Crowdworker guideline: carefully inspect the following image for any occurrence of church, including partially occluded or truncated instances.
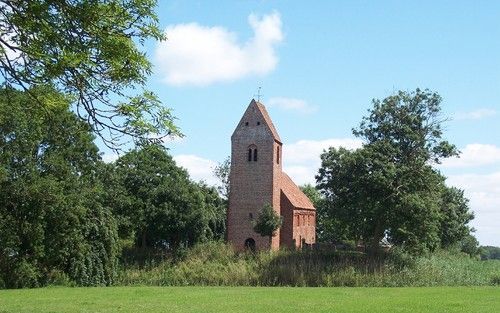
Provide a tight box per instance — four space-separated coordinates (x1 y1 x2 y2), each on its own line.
227 99 316 251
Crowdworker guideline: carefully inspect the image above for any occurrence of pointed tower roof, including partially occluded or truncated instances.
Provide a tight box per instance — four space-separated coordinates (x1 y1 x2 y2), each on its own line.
232 99 282 143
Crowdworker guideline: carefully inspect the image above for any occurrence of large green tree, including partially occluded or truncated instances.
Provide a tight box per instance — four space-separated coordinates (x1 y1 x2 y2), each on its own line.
107 144 225 250
317 89 474 254
0 87 119 288
300 184 346 243
0 0 179 147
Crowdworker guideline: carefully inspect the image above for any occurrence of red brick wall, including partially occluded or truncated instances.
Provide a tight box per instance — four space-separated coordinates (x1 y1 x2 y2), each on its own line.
292 209 316 247
227 102 316 251
279 190 295 248
227 104 282 251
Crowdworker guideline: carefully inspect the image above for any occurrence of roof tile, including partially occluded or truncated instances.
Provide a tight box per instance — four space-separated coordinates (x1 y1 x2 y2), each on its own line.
281 172 315 210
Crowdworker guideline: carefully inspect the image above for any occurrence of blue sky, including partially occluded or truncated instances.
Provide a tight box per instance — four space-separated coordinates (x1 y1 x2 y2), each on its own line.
103 1 500 246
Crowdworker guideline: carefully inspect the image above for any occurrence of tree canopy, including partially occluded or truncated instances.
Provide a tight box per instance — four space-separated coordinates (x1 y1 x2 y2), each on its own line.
0 87 227 288
106 144 225 250
253 204 282 244
0 87 119 288
316 89 475 254
0 0 179 147
213 156 230 201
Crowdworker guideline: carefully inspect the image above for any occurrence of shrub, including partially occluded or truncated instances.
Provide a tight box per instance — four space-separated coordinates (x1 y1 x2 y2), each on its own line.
491 275 500 286
46 270 75 287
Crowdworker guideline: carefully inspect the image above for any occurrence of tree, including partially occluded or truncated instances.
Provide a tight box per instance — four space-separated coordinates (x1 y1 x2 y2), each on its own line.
300 184 346 243
317 89 472 254
213 156 230 200
197 182 227 241
0 0 179 147
459 234 480 257
439 187 475 248
253 204 282 245
108 144 224 250
0 87 119 287
353 89 458 164
480 246 500 260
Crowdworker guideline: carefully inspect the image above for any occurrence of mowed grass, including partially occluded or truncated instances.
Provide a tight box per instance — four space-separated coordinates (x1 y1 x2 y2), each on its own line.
1 287 499 313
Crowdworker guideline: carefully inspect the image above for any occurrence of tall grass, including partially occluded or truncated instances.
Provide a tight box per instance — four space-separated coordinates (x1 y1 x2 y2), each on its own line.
114 242 500 287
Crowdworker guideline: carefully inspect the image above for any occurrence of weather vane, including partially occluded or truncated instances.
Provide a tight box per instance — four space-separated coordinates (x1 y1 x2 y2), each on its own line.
254 86 263 102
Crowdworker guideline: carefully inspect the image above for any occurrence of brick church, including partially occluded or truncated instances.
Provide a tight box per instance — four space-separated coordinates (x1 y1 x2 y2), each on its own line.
227 99 316 251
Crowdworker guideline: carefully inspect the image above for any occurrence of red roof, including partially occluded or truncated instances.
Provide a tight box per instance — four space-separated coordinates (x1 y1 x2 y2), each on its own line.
253 100 281 143
281 172 315 210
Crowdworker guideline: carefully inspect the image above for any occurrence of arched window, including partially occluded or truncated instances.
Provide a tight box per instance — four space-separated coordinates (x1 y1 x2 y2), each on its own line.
248 145 257 162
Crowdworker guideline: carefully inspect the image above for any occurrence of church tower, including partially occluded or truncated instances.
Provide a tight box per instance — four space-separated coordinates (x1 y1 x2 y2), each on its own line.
227 99 283 250
227 99 316 251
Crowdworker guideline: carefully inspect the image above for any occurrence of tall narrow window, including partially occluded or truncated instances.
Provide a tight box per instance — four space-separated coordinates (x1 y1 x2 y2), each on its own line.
248 149 252 162
253 149 258 161
277 146 280 164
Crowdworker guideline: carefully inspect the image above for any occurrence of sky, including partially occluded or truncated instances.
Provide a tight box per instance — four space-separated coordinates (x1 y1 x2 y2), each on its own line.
102 1 500 246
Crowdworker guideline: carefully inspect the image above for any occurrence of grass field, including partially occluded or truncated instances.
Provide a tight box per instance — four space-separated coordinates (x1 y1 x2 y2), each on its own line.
1 286 499 312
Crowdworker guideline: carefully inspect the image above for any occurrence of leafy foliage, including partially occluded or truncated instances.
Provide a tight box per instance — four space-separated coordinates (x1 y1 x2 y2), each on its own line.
300 184 344 243
316 89 474 254
480 246 500 260
106 144 225 250
253 204 283 243
439 187 475 248
0 0 179 147
213 156 230 200
0 87 119 288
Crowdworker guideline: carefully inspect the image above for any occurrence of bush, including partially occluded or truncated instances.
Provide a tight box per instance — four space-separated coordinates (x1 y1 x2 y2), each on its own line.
8 259 41 289
46 270 75 287
491 275 500 286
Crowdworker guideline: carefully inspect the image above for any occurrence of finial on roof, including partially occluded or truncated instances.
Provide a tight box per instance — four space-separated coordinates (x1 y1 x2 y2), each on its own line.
254 86 263 102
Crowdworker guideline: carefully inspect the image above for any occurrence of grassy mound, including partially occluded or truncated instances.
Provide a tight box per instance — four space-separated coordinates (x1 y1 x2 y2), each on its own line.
113 242 500 287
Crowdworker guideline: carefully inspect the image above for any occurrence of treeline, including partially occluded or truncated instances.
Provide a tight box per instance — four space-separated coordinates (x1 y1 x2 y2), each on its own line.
0 87 225 288
301 89 478 256
481 246 500 260
0 87 489 289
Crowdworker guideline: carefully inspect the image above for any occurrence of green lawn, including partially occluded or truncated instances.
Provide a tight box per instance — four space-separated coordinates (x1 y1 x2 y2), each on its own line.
1 286 499 313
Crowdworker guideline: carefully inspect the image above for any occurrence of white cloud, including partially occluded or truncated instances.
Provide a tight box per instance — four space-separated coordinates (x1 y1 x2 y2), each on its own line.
267 97 318 114
283 138 363 185
173 154 219 185
155 12 283 86
101 152 119 163
440 144 500 168
454 109 496 120
446 172 500 246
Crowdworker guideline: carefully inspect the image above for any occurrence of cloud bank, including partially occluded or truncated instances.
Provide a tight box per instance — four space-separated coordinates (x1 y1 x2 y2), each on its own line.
441 144 500 168
282 138 363 185
454 109 496 120
173 154 219 185
267 97 318 114
155 12 283 86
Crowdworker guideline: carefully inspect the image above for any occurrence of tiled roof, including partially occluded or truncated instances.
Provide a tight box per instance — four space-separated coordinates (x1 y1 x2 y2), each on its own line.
281 172 315 210
253 100 281 143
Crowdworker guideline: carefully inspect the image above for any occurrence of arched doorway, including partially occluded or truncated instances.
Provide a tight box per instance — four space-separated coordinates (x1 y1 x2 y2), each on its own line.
244 238 256 252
